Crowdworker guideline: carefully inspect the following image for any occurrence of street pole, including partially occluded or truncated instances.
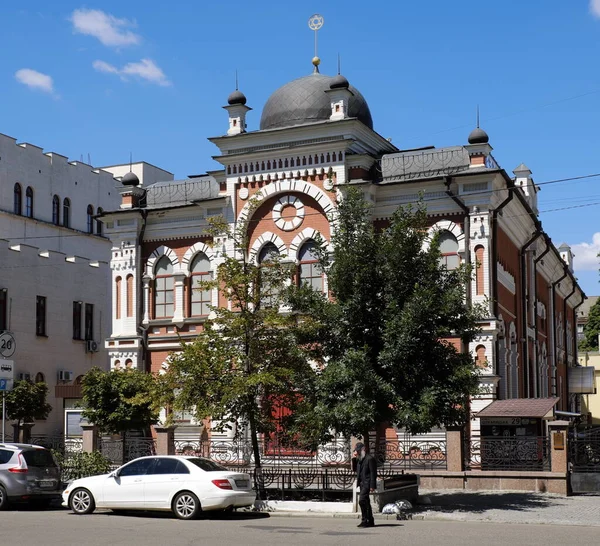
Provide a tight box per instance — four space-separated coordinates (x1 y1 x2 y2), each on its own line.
2 391 5 443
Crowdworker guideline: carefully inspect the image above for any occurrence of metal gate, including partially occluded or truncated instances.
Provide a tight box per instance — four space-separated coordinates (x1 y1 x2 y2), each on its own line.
569 428 600 493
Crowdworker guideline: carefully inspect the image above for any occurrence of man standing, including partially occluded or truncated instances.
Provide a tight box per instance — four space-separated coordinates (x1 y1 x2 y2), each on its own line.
354 441 376 528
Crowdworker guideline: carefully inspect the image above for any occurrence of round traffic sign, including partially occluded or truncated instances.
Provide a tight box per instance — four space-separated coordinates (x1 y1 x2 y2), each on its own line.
0 332 16 358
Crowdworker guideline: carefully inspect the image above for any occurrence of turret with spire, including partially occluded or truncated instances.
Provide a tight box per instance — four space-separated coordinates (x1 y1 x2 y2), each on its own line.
224 71 251 136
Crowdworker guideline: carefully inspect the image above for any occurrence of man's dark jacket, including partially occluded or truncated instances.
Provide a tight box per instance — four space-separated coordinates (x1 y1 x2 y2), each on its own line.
356 453 377 490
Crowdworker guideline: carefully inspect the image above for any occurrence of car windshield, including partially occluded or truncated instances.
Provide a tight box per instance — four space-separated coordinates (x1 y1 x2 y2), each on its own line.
22 449 57 468
187 458 229 472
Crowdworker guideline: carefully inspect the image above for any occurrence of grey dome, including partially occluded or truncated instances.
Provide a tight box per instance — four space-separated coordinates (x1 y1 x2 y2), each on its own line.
330 74 349 89
468 127 489 144
260 72 373 131
228 89 247 105
122 171 140 186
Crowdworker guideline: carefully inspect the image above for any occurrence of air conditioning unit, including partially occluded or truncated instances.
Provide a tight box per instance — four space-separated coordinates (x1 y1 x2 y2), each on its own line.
18 372 31 381
58 370 74 382
86 340 99 353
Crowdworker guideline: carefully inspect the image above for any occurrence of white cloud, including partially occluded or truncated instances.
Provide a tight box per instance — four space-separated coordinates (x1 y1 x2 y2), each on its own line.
572 233 600 271
15 68 54 94
71 8 141 47
93 58 171 86
591 0 600 18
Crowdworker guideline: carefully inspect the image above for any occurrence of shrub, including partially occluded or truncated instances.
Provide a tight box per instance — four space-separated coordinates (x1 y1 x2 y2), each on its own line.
53 450 113 482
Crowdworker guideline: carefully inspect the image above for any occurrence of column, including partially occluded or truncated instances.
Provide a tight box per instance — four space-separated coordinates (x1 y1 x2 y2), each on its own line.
445 426 464 472
154 426 176 456
142 275 151 325
173 273 186 326
81 424 99 453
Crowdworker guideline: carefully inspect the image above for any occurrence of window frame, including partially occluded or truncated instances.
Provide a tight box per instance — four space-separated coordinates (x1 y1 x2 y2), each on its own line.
86 204 94 234
13 184 22 215
0 289 7 332
438 231 460 270
36 295 47 337
189 253 212 317
84 303 94 341
25 187 34 218
73 301 82 340
63 198 71 228
298 240 323 292
154 257 174 319
52 195 60 225
96 207 104 235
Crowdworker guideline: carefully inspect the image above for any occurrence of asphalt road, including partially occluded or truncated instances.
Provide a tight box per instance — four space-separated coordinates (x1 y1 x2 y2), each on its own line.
0 508 598 546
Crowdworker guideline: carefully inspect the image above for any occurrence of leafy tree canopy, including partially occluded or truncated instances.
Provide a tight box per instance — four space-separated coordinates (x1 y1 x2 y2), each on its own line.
5 380 52 425
579 297 600 351
81 367 158 434
287 186 483 446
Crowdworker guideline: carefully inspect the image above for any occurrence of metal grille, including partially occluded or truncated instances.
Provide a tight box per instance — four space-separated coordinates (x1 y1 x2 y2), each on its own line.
464 437 551 471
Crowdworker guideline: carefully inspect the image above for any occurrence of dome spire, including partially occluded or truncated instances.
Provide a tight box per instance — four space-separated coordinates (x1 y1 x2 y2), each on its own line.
308 14 324 73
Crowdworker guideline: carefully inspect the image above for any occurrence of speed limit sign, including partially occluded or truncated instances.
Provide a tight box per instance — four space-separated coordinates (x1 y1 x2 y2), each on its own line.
0 332 16 358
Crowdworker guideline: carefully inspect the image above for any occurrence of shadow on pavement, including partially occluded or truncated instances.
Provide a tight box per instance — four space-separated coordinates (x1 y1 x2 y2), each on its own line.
422 491 558 514
101 509 271 521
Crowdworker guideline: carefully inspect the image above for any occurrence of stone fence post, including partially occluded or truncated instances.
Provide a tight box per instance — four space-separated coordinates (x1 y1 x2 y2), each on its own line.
81 424 99 453
154 426 176 456
548 420 569 474
12 423 34 444
445 426 464 472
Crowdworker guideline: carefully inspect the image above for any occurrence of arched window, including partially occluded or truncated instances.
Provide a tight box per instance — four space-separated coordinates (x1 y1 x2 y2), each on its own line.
96 207 104 235
190 253 212 317
154 256 174 318
63 198 71 228
475 245 485 295
52 195 60 225
35 372 45 384
115 277 122 320
258 243 280 308
438 231 459 270
25 187 34 218
126 275 134 317
298 240 323 292
475 345 487 368
125 359 133 369
87 205 94 233
114 360 121 370
14 184 22 215
497 319 508 399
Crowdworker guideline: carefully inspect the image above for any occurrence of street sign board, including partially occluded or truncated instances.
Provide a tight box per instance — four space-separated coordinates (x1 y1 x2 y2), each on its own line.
0 360 14 391
0 333 16 358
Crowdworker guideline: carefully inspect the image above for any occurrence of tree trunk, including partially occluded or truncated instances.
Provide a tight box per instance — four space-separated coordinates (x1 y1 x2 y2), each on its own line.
248 411 265 499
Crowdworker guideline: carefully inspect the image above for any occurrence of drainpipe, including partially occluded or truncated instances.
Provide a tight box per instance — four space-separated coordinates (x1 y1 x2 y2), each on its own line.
550 268 568 398
491 188 514 398
571 293 586 413
444 177 470 307
520 230 543 398
533 237 551 396
137 209 149 372
562 281 577 411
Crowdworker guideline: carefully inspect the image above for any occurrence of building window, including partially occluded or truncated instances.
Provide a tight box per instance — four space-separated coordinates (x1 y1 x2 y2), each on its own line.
258 242 280 308
190 253 212 317
438 231 460 270
475 344 486 368
298 240 323 292
115 277 122 320
25 187 34 218
14 184 22 215
63 198 71 228
35 372 45 384
84 303 94 340
52 195 60 225
73 301 82 339
154 257 174 318
126 275 134 317
0 289 7 332
96 207 104 235
36 296 47 336
87 205 94 233
475 245 484 295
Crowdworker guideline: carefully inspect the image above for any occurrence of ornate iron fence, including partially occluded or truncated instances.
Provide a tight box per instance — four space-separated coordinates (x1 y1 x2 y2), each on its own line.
569 430 600 473
30 435 83 458
464 437 551 471
99 437 156 465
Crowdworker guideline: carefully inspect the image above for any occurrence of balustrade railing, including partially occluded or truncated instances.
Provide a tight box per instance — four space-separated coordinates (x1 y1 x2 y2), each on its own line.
99 437 156 465
30 435 83 458
464 436 551 471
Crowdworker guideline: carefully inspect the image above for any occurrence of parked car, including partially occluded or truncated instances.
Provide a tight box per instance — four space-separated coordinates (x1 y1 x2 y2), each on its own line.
63 455 256 520
0 443 62 510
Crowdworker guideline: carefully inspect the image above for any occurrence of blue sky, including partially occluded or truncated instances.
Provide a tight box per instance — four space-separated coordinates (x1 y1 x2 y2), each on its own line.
1 1 600 294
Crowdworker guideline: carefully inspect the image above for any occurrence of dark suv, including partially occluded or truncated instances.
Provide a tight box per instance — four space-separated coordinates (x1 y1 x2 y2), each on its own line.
0 443 62 509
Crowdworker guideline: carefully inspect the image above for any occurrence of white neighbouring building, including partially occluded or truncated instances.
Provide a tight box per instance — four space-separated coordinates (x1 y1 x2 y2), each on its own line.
0 133 173 437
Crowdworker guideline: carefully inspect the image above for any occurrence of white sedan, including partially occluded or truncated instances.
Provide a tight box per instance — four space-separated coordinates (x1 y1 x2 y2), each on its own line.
62 455 256 520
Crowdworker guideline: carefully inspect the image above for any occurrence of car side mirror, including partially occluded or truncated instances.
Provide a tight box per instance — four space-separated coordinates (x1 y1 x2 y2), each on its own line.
108 470 118 478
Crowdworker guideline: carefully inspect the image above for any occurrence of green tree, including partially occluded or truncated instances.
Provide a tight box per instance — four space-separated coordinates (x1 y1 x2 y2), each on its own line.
579 298 600 351
157 199 314 472
287 187 482 446
81 367 158 434
5 380 52 426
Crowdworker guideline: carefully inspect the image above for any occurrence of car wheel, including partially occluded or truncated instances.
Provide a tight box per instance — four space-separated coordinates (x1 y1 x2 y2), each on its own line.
0 485 8 511
172 491 200 520
69 488 96 515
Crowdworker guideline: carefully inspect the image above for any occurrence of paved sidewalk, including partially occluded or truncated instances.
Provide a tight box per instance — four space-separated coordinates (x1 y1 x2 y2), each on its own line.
266 490 600 527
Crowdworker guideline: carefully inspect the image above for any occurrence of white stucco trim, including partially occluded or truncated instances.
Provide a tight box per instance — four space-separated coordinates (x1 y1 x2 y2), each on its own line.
424 220 466 255
249 232 287 262
146 246 179 278
181 242 214 275
237 179 336 225
288 228 327 262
